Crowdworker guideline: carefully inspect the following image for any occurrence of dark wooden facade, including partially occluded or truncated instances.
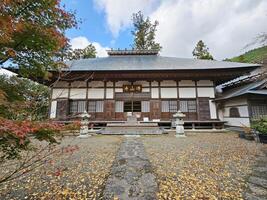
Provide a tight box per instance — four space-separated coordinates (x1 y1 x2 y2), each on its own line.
49 64 259 122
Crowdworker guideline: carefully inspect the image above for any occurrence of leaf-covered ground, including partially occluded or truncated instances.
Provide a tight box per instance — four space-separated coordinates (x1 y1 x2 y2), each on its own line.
0 136 122 200
142 133 266 200
0 133 266 200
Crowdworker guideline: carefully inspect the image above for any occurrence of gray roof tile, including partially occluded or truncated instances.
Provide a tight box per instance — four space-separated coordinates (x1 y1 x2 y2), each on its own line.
64 55 260 71
216 79 267 101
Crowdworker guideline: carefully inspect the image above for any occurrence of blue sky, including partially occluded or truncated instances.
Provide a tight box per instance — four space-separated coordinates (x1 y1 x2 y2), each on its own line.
62 0 267 60
62 0 133 51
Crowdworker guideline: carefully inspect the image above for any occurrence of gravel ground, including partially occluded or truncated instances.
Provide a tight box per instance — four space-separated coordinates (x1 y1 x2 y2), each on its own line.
0 136 122 200
0 133 266 200
142 132 266 200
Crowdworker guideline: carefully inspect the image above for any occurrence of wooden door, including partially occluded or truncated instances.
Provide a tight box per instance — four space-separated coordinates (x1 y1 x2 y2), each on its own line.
104 100 115 120
198 98 210 120
150 100 161 120
56 99 69 120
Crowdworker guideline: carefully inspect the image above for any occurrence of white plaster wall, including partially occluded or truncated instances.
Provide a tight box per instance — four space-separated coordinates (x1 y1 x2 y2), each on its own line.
218 109 224 121
50 101 57 119
224 106 249 117
218 96 250 127
115 88 123 93
142 88 150 92
88 88 104 99
224 117 250 127
71 81 87 87
88 81 104 87
197 80 213 86
115 81 131 87
197 87 215 98
151 88 159 98
179 88 196 98
151 81 159 86
69 89 86 99
161 88 178 98
106 81 113 87
160 80 177 86
52 88 69 99
179 80 195 86
53 81 69 88
106 88 114 99
209 100 217 119
133 81 149 87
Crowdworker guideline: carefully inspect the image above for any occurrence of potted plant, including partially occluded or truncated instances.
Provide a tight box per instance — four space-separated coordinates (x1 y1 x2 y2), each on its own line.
241 125 255 140
252 118 267 144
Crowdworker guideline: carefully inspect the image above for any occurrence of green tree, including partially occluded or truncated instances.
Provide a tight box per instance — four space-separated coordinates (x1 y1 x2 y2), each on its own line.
55 42 73 62
131 11 162 51
69 44 97 60
55 43 97 61
0 75 50 120
0 0 77 79
192 40 214 60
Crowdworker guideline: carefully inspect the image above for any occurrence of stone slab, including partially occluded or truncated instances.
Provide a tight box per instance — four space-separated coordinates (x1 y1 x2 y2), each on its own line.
103 138 158 200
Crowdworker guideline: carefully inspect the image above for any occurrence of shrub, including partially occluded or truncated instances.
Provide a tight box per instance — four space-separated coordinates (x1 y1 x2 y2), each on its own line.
64 121 81 131
251 118 267 135
0 118 63 161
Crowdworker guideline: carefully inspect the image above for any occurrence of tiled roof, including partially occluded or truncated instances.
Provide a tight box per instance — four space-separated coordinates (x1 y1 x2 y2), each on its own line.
64 55 260 71
215 79 267 101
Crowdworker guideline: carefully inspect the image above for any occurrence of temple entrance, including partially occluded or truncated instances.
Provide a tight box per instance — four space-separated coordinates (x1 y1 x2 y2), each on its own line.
123 101 142 120
123 101 141 113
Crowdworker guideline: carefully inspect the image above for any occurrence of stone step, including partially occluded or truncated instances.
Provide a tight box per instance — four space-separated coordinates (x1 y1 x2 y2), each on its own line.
102 127 164 135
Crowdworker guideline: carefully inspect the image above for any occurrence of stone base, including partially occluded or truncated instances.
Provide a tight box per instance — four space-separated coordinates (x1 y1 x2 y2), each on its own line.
175 134 186 138
77 134 91 138
124 135 141 137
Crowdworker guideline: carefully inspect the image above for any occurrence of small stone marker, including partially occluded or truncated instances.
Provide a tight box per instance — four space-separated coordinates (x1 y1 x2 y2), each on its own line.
173 110 186 137
77 111 91 138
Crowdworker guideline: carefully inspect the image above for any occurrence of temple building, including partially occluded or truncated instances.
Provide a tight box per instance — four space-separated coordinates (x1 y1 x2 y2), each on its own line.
48 49 261 128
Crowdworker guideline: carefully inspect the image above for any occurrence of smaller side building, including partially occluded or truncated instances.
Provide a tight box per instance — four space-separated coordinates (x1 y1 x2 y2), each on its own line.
216 66 267 127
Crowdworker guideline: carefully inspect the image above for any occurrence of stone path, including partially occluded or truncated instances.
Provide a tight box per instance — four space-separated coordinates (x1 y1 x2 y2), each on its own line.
244 148 267 200
103 137 158 200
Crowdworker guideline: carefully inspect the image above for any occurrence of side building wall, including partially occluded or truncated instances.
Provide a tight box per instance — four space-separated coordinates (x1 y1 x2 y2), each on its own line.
49 79 217 121
218 97 251 127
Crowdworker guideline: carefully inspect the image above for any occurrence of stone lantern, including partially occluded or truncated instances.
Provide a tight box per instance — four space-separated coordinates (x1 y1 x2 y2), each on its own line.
78 111 91 138
173 110 186 137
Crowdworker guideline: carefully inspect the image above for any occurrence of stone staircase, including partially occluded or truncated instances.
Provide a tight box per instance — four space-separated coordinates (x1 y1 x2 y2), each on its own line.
102 114 164 135
102 125 164 135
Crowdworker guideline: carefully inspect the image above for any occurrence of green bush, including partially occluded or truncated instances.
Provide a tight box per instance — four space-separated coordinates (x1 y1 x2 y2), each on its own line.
252 118 267 134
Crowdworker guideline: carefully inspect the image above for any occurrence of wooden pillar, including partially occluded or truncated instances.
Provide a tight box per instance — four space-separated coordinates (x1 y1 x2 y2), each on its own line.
86 80 89 112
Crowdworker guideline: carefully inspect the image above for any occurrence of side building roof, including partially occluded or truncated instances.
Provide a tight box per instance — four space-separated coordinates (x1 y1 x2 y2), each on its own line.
215 78 267 101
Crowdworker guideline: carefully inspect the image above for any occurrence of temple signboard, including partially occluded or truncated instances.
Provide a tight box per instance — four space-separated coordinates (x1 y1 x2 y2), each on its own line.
123 85 142 93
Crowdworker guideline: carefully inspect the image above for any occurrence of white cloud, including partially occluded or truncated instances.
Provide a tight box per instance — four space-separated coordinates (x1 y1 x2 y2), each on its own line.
94 0 267 60
70 36 108 57
94 0 159 37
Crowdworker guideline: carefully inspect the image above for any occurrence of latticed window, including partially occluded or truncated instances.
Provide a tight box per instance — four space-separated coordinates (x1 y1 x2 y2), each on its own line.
161 101 170 112
115 101 124 112
161 100 178 112
169 101 178 112
141 101 150 112
179 100 197 113
251 104 267 119
70 100 86 114
88 101 104 113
